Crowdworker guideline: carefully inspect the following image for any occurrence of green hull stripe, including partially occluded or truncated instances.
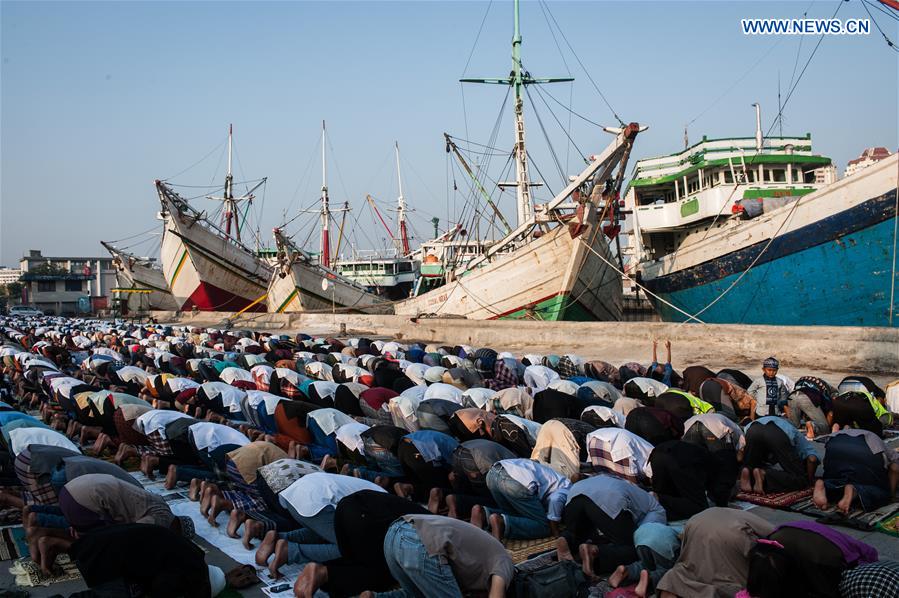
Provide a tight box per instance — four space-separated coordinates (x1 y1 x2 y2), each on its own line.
276 288 299 313
168 249 188 288
496 294 597 322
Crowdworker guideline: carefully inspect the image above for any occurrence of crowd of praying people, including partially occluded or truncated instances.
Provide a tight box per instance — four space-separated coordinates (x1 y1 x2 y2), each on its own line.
0 315 897 598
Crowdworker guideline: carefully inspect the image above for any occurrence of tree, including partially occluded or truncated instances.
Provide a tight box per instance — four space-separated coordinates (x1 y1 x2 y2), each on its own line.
29 263 67 276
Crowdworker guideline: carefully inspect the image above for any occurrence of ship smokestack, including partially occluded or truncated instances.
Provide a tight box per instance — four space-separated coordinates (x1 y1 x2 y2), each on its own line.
752 103 763 151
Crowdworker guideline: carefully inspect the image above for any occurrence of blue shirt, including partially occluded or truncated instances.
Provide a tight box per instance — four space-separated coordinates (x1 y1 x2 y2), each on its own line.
649 362 673 386
406 431 460 466
496 459 571 522
567 474 667 526
746 416 817 460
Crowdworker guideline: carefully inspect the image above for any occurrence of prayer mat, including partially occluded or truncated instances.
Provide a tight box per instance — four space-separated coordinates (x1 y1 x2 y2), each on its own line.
0 527 27 561
9 554 82 587
0 508 22 526
734 488 813 509
503 536 558 564
790 498 899 532
876 513 899 537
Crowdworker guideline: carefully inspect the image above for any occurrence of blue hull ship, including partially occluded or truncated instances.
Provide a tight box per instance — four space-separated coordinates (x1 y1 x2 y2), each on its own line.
626 134 898 327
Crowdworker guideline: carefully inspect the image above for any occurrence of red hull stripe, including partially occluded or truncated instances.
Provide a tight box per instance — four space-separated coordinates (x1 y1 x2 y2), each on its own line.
181 282 266 313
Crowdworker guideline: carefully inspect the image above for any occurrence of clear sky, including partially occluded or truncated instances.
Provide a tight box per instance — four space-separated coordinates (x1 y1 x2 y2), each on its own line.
2 0 896 265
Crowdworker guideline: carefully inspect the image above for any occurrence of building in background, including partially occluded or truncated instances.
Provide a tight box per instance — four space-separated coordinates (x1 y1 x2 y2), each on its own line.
17 250 116 315
845 147 892 177
0 268 21 285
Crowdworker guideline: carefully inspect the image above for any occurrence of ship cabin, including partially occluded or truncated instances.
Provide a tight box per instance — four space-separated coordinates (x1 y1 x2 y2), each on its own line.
412 239 495 296
624 135 834 263
335 249 418 296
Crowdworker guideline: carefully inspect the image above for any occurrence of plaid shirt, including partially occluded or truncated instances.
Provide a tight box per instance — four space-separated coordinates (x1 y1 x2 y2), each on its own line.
586 444 645 485
221 460 265 512
484 361 519 391
135 430 174 457
14 449 58 506
839 561 899 597
556 356 578 379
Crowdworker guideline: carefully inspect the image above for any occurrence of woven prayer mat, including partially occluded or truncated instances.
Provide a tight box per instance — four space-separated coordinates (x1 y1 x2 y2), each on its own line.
9 554 82 587
503 536 557 564
790 498 899 532
0 527 27 561
734 488 813 509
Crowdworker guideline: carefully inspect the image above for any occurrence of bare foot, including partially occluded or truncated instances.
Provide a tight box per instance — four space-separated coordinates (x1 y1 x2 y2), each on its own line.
579 544 600 580
739 467 752 493
294 562 329 598
805 422 816 440
320 455 338 472
208 495 233 527
813 479 829 510
227 509 246 538
255 530 278 566
393 482 414 499
470 505 486 530
188 478 202 501
556 536 574 562
373 475 390 489
242 519 264 550
428 488 443 514
164 465 179 490
446 494 458 519
752 468 766 494
340 463 352 475
488 513 505 542
837 484 856 514
268 539 288 579
609 565 628 588
635 569 650 597
140 455 159 479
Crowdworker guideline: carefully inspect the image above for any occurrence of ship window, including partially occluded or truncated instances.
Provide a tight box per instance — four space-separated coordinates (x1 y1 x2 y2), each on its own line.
803 170 816 184
746 170 757 183
770 169 786 182
398 262 412 272
724 171 734 184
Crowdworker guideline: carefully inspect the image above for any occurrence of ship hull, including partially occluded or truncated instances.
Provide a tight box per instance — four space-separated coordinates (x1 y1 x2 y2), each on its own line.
115 263 179 312
267 261 392 314
641 155 899 327
394 220 623 321
160 211 271 313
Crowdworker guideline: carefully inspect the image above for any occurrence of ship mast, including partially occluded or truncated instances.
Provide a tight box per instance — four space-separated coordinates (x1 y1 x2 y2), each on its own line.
395 142 411 256
510 0 532 225
460 0 573 230
208 124 261 244
320 120 331 268
222 125 238 240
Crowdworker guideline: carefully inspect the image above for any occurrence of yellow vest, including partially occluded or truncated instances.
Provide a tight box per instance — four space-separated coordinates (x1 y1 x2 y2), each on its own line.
861 390 892 426
666 388 714 415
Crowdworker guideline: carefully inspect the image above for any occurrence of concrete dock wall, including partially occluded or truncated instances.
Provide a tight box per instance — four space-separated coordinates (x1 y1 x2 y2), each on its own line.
151 311 899 377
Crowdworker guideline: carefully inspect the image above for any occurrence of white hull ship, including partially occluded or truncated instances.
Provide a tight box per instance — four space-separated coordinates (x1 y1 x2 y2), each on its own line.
267 121 390 314
101 242 179 312
268 231 391 314
394 0 633 321
156 126 272 313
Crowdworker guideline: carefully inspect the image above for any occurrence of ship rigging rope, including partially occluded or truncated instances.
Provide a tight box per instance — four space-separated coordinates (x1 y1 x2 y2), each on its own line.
106 225 163 246
861 0 899 51
676 183 807 325
578 237 705 324
162 136 228 182
537 0 624 127
679 0 841 254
